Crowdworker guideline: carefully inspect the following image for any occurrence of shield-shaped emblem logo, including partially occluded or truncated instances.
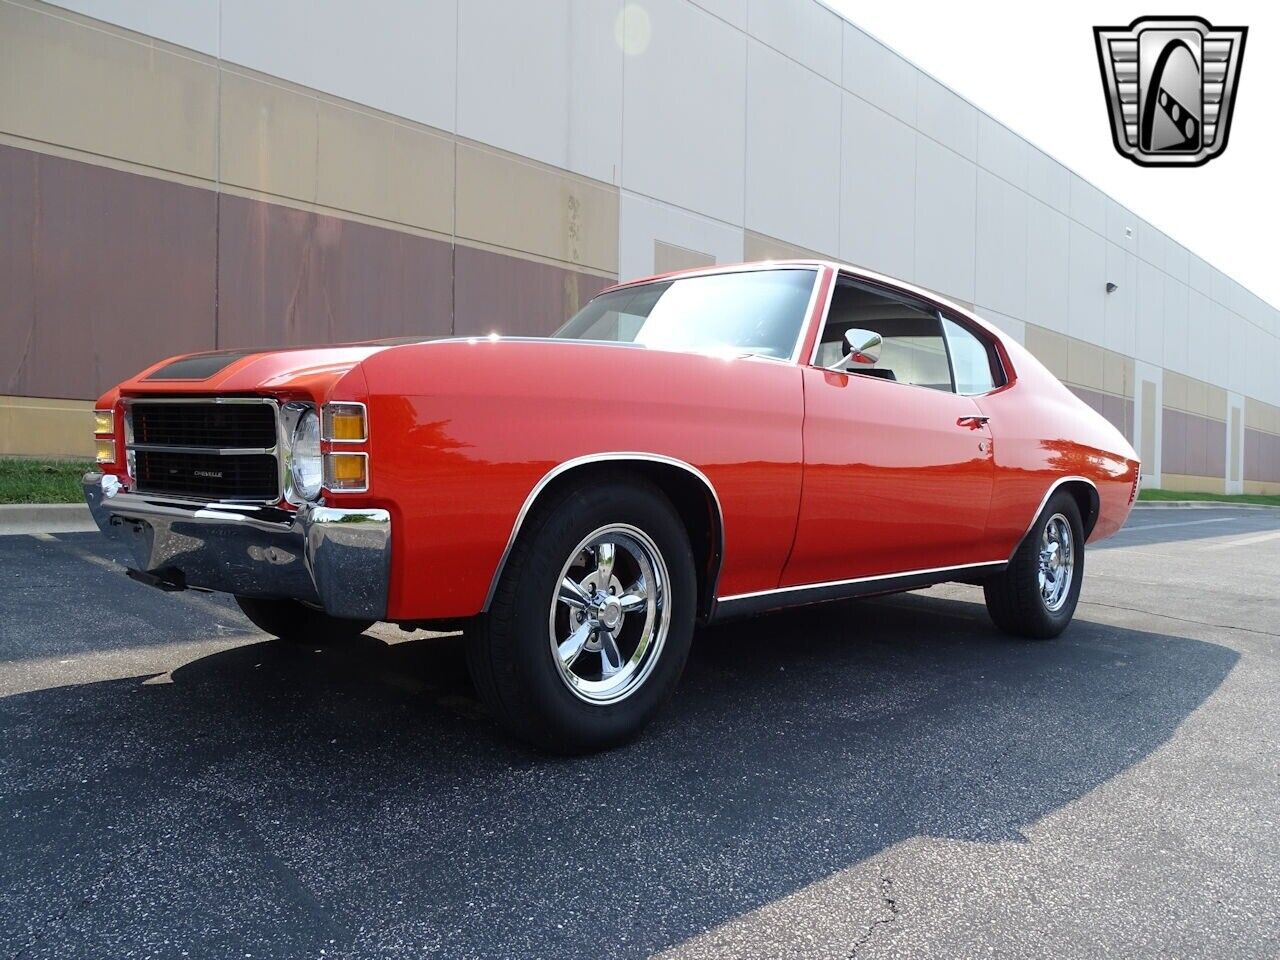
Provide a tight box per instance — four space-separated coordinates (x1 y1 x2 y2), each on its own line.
1094 16 1247 167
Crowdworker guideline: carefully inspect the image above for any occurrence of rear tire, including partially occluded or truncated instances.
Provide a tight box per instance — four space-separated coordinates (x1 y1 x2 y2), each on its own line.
466 476 696 753
234 596 374 644
983 490 1084 639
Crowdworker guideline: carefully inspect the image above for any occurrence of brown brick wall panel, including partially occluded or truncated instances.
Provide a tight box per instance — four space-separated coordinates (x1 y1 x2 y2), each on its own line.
1246 430 1280 483
0 143 217 400
1067 385 1133 443
216 193 454 349
1205 418 1226 479
453 245 612 338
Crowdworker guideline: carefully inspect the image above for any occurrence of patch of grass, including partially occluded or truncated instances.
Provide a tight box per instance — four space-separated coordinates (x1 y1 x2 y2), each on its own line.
1138 487 1280 507
0 458 94 504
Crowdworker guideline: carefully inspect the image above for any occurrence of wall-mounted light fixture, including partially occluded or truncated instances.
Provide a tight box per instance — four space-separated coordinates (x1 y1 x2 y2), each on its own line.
1105 282 1118 294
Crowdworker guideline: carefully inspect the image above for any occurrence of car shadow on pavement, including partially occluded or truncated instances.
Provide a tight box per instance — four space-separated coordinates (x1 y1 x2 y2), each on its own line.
0 592 1237 959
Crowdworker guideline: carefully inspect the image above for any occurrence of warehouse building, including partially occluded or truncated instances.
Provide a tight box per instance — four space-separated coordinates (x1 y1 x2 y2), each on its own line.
2 0 1278 494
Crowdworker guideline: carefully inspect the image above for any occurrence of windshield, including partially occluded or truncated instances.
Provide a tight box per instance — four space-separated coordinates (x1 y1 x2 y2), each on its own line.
552 268 818 359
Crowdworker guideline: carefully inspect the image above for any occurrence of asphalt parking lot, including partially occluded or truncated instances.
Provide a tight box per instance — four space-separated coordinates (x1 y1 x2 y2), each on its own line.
1 507 1277 959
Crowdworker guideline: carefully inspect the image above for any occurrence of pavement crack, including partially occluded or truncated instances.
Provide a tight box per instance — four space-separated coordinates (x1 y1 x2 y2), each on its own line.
848 869 900 958
1079 599 1280 639
10 839 152 960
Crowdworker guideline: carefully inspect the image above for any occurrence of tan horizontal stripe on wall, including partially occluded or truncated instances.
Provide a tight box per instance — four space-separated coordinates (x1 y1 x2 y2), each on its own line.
0 0 217 181
4 0 621 279
743 231 828 263
1245 397 1280 436
1164 370 1227 420
1244 480 1280 496
1160 473 1227 495
654 241 715 273
0 395 93 458
455 143 618 275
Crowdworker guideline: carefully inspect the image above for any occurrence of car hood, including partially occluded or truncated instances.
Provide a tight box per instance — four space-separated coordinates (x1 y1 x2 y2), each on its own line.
115 339 435 398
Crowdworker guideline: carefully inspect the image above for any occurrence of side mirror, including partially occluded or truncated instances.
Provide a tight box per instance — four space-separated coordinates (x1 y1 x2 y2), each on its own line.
842 328 882 367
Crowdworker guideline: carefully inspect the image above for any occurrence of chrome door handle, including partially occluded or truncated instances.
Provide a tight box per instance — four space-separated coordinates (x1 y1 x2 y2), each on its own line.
957 416 990 428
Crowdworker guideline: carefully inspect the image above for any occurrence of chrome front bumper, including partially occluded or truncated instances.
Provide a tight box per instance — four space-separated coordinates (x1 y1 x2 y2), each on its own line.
83 472 391 620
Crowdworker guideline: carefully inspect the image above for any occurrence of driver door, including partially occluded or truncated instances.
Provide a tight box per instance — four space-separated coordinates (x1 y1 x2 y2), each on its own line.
780 277 996 586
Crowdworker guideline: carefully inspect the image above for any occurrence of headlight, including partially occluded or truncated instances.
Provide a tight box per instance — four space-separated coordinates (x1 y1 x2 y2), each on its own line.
289 409 323 500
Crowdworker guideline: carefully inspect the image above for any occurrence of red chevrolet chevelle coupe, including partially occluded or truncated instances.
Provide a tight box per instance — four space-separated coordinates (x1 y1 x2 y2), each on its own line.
85 261 1139 751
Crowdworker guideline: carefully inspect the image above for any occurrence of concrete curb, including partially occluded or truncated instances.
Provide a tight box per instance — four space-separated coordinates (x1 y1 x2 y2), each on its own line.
0 503 96 535
1133 500 1280 511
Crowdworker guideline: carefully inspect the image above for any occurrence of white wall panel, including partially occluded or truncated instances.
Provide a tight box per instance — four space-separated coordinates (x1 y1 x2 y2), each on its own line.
842 23 917 125
1162 277 1189 374
840 94 915 280
457 0 621 182
1134 258 1164 364
1165 240 1190 283
976 115 1027 190
1105 200 1137 251
747 0 840 82
745 41 840 254
974 170 1027 318
1136 218 1168 267
913 136 976 301
976 306 1025 345
1228 314 1249 395
622 0 746 224
221 0 457 131
46 0 219 55
1210 266 1232 306
1068 174 1107 236
1026 148 1070 213
916 75 976 160
689 0 746 30
1067 220 1105 344
1134 358 1163 487
618 191 743 281
1106 242 1138 357
1188 253 1214 296
1026 199 1069 333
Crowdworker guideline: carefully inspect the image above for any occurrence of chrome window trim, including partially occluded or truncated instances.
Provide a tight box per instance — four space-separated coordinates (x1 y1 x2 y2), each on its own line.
123 396 286 506
788 266 829 364
559 263 823 365
1012 476 1099 560
322 400 369 444
482 452 726 613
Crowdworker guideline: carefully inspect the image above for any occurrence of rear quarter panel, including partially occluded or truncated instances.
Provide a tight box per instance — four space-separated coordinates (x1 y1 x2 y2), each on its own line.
975 336 1139 555
358 340 805 621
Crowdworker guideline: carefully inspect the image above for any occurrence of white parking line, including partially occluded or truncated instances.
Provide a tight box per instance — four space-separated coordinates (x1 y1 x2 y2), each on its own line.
1119 517 1238 533
1204 530 1280 551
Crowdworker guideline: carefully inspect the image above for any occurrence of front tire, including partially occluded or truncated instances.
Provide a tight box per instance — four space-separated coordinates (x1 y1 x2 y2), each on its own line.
983 490 1084 639
466 476 696 753
234 596 374 644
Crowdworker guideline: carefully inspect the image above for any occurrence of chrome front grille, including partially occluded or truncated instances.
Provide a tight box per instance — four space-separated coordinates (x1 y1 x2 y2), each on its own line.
126 398 282 503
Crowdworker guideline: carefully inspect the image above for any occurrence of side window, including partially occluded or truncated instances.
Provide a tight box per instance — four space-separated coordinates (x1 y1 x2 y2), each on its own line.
941 316 1002 395
816 280 954 391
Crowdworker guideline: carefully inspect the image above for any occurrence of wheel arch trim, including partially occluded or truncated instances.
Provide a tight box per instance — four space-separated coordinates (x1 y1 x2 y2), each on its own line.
1013 475 1100 561
482 452 726 615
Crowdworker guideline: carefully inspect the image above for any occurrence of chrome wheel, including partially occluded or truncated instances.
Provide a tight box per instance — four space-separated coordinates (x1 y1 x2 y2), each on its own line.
1038 513 1074 612
549 523 670 705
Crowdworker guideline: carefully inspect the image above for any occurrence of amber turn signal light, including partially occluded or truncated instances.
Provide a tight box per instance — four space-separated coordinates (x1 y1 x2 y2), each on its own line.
324 452 368 492
95 438 117 464
93 409 114 435
322 403 367 442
